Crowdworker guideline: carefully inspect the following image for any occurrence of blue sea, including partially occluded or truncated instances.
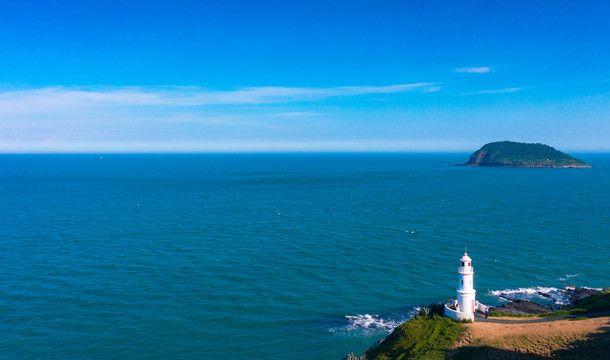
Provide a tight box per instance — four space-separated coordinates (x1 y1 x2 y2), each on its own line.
1 153 609 359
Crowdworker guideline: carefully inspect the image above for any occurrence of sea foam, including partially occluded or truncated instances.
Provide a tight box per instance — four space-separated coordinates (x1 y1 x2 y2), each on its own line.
332 308 418 334
344 314 398 332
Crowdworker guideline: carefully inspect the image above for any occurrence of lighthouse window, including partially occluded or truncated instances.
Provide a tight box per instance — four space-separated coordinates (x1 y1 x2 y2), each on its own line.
461 262 464 266
468 262 471 266
461 280 463 284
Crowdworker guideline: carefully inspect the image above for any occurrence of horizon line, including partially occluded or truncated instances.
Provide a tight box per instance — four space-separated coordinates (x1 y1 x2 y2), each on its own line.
2 150 609 155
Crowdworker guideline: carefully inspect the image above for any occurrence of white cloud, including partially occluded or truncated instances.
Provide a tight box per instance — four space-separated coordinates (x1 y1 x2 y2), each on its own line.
470 87 523 94
0 83 439 149
268 112 320 117
424 86 442 92
0 139 481 154
455 67 492 73
0 83 438 115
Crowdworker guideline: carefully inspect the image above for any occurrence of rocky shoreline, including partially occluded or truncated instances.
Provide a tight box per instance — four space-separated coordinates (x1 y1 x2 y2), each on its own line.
490 287 602 315
563 287 602 304
490 299 552 315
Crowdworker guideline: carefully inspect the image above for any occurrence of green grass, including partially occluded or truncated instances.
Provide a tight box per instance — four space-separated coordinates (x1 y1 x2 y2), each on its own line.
572 291 610 312
539 292 610 318
488 311 537 318
365 315 466 360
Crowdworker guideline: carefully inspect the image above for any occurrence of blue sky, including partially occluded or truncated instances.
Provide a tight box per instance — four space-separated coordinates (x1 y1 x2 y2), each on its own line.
1 0 609 152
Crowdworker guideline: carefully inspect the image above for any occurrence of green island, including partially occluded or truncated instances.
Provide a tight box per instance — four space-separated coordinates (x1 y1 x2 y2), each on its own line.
346 290 610 360
464 141 590 168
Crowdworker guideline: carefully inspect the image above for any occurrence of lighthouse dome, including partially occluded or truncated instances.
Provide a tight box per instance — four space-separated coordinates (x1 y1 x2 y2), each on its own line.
460 253 472 262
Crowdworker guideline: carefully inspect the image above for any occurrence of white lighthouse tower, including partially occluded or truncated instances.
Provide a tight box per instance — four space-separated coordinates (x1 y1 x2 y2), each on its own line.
457 251 476 315
444 250 477 321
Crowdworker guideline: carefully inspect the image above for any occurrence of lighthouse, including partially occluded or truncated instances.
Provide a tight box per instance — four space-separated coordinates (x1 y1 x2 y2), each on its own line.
457 251 476 315
444 250 478 321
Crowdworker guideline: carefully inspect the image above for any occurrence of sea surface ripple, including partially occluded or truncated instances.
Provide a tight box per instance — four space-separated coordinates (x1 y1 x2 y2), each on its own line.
1 153 608 359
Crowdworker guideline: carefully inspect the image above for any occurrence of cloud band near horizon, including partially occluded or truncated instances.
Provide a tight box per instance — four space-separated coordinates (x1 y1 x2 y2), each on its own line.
0 83 439 112
1 81 608 153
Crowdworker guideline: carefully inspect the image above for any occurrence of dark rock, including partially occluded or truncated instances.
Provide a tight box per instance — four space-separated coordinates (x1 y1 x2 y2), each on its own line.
490 300 553 315
538 292 552 299
560 287 602 305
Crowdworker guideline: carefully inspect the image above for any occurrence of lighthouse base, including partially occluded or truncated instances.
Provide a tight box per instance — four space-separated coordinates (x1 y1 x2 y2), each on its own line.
443 303 474 321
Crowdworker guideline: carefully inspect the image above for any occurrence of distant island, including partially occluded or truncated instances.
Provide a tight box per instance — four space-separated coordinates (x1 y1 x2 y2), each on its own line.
464 141 590 168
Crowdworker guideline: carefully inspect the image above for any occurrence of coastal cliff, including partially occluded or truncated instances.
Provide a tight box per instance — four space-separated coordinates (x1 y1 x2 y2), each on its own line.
465 141 590 168
347 289 610 360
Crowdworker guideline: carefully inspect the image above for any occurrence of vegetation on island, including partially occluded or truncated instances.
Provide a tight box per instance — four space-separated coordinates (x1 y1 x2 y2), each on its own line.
464 141 590 168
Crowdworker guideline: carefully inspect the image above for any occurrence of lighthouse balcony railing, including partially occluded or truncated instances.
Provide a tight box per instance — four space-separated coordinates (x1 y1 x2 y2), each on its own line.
443 302 474 321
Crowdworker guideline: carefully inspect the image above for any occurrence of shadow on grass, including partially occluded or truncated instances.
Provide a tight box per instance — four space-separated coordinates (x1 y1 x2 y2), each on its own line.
553 325 610 359
450 346 544 359
450 325 610 359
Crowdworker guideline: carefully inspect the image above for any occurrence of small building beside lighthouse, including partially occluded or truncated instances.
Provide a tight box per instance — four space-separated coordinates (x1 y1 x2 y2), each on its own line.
444 251 478 321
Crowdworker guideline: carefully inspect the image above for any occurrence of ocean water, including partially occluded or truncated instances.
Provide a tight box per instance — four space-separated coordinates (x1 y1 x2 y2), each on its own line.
1 153 609 359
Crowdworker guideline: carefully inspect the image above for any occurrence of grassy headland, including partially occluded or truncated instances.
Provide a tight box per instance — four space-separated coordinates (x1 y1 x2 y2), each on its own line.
349 290 610 360
449 316 610 359
350 304 466 360
364 314 466 360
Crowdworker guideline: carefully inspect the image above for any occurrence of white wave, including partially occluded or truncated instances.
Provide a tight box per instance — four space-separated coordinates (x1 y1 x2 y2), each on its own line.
332 309 417 334
343 314 399 332
561 286 603 291
488 286 559 297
